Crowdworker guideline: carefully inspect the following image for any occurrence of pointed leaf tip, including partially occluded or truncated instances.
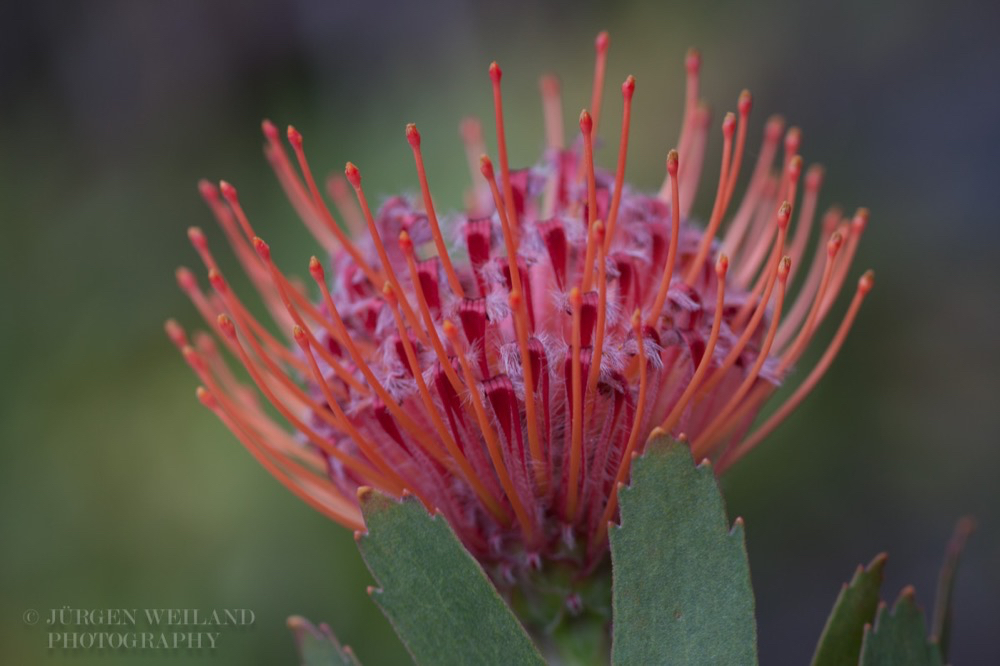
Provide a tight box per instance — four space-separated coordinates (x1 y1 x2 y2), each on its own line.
288 615 362 666
811 552 888 666
860 587 944 666
356 485 395 514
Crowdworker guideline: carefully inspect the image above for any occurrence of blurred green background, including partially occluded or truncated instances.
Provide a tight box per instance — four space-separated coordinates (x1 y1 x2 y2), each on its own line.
2 0 998 663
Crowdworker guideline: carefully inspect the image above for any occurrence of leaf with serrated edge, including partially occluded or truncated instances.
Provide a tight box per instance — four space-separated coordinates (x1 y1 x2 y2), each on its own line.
355 489 545 666
811 552 888 666
859 587 944 666
610 436 757 665
288 615 362 666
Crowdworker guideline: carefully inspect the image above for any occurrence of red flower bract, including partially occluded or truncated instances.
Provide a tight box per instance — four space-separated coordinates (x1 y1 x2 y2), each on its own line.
169 33 873 575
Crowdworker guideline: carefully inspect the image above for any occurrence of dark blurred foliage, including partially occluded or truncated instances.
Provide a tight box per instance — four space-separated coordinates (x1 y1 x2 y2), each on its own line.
1 0 998 664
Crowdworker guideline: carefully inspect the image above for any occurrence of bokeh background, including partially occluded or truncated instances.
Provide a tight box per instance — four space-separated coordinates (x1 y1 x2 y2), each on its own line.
2 0 998 663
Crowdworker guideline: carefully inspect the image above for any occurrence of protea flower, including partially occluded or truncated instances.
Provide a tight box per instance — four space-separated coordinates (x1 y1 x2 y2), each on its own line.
168 33 872 582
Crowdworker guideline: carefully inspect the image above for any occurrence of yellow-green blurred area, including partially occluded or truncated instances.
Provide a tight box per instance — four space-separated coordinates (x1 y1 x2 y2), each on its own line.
2 1 998 663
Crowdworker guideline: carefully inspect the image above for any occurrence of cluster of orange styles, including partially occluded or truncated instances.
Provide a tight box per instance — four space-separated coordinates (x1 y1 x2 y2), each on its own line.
168 32 873 577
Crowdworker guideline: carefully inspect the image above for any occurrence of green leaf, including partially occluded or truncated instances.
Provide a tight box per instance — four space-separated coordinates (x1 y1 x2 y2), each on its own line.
811 552 888 666
930 517 976 660
355 489 545 666
859 588 944 666
288 615 362 666
610 436 757 665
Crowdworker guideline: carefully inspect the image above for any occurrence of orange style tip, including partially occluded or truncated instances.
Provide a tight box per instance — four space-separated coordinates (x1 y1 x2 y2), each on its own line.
595 30 610 52
489 61 502 82
164 319 187 346
508 290 522 308
822 207 843 233
899 585 917 600
398 230 413 252
195 386 215 408
187 226 207 250
291 326 307 345
540 74 560 95
630 309 642 329
356 485 374 501
649 426 667 439
366 586 377 596
459 116 482 141
579 109 593 134
308 256 325 280
181 345 202 368
442 319 459 339
738 89 753 115
852 207 870 232
785 126 802 153
676 432 689 442
715 253 729 276
217 313 237 338
405 123 420 147
193 330 217 350
352 530 364 542
252 236 271 261
685 47 701 72
828 231 844 255
778 256 792 280
197 179 218 201
806 164 825 189
777 201 792 226
207 269 227 292
175 267 197 290
344 162 361 188
568 286 582 306
733 516 745 527
593 219 606 239
400 488 412 498
622 75 635 98
859 270 875 294
666 149 679 173
286 125 303 148
327 173 348 195
218 180 237 201
381 281 395 301
479 154 495 178
765 115 786 140
722 112 737 137
788 155 804 179
261 119 279 141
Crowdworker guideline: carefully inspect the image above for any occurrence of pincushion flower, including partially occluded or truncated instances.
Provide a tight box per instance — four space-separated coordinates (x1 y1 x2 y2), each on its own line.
168 33 872 580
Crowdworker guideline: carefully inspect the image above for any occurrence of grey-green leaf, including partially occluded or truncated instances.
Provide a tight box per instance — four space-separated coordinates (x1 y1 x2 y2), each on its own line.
610 436 757 665
288 615 362 666
355 489 545 666
811 552 888 666
859 588 944 666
